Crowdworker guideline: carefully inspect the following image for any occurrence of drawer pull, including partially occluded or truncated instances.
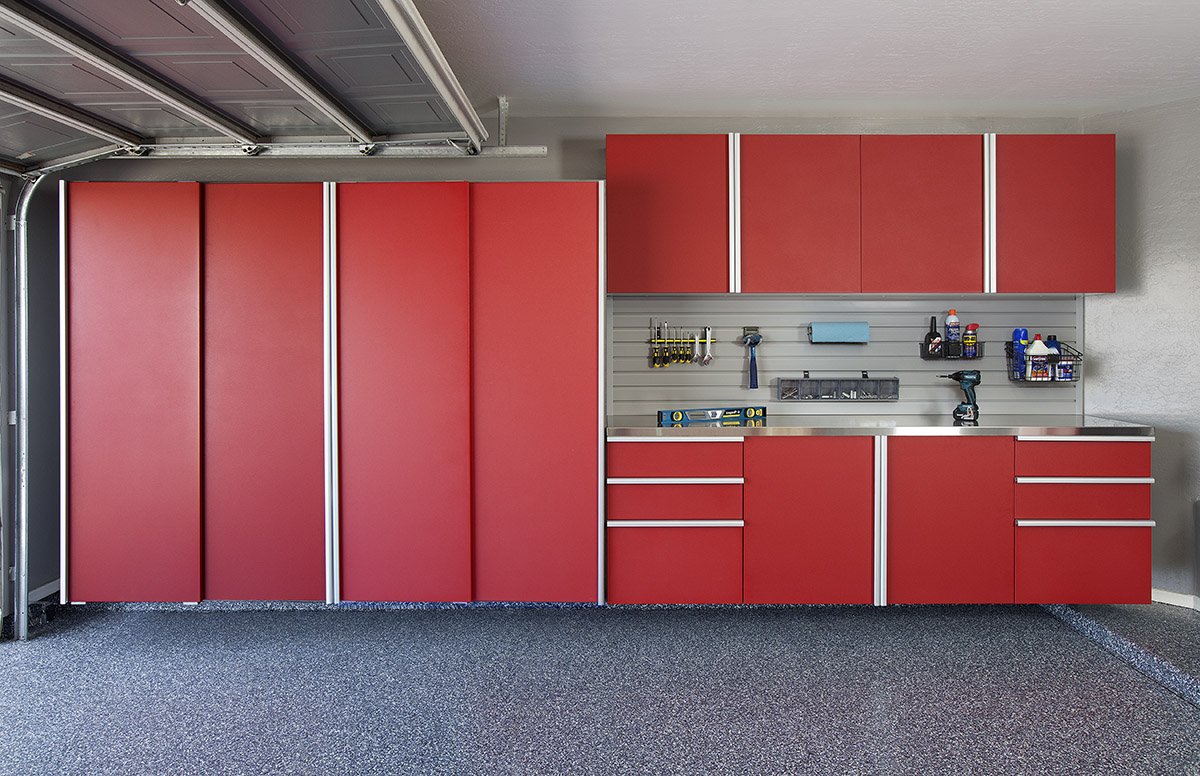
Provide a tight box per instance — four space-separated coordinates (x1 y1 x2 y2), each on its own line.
608 520 744 527
1016 519 1155 527
1015 436 1153 443
607 437 742 443
607 477 744 485
1015 477 1154 484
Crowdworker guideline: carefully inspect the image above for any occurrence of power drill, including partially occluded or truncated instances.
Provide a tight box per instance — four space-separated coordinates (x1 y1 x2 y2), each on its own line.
938 370 981 422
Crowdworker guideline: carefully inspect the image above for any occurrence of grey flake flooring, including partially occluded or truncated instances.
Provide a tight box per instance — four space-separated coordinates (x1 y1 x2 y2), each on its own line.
1 604 1198 775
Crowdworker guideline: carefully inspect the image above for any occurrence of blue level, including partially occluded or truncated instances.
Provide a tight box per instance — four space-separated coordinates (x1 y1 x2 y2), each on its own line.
657 406 767 426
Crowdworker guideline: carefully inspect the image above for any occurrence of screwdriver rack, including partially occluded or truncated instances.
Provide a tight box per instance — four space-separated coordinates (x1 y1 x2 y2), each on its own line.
648 319 714 367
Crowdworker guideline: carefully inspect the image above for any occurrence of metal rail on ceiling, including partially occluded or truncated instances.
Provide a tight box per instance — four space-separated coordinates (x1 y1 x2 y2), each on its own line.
0 0 263 146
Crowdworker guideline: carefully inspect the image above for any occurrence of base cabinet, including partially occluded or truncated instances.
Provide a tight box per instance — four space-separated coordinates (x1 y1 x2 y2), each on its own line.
1015 525 1151 604
743 436 874 604
887 437 1015 604
606 526 742 604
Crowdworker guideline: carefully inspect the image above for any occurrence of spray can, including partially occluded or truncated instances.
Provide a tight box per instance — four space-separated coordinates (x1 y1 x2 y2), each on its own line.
963 323 979 358
1011 328 1029 380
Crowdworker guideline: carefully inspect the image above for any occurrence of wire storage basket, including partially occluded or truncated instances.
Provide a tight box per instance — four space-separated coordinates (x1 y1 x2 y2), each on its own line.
1004 341 1082 383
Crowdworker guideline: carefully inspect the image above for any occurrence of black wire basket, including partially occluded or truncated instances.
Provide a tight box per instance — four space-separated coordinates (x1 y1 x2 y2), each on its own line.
1004 341 1082 383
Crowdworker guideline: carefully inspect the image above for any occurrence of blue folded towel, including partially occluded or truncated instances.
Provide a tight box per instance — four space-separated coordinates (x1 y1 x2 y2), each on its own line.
808 321 870 343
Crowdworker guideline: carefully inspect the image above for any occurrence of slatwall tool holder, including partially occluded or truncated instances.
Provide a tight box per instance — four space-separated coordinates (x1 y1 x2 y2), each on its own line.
778 372 901 402
647 325 714 368
1004 341 1083 383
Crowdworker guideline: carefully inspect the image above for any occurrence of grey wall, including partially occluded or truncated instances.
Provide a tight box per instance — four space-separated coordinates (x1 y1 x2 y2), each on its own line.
33 111 1197 602
1083 97 1200 598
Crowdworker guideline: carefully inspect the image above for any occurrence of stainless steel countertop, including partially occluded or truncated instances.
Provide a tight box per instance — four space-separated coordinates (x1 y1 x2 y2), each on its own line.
606 414 1153 438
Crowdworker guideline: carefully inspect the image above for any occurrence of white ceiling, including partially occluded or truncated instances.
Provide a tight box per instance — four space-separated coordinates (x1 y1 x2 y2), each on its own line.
416 0 1200 118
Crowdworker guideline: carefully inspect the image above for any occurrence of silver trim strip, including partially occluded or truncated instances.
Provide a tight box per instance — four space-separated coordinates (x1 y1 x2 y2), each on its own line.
982 133 991 293
733 132 742 293
873 436 882 606
1016 436 1154 443
728 133 737 293
1016 520 1155 528
986 133 998 293
322 182 342 604
59 180 67 605
606 437 742 444
607 520 744 528
1016 477 1154 484
597 181 606 605
879 436 888 606
606 477 744 485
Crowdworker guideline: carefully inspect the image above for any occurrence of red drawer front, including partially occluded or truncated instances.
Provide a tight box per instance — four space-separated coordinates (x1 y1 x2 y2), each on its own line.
607 484 742 520
606 526 742 604
607 441 742 478
1016 441 1150 477
1015 483 1150 519
1015 525 1151 604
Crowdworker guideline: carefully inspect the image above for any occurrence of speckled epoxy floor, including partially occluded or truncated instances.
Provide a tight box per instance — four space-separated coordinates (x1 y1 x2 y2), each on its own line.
2 605 1198 775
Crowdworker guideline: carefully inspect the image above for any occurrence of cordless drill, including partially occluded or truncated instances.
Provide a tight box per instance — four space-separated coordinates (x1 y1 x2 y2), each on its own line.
938 370 981 422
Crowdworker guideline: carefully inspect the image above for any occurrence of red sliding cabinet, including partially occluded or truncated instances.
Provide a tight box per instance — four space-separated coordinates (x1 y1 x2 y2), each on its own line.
740 135 862 292
67 182 201 601
996 134 1115 292
743 436 875 604
606 134 728 293
887 437 1014 604
338 183 472 601
472 182 600 602
203 184 325 600
861 135 984 293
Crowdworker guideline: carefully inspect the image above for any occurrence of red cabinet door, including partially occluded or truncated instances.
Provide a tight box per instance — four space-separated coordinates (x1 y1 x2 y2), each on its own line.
740 135 861 292
606 134 728 293
67 182 201 602
1015 525 1150 604
204 184 325 601
887 437 1014 603
996 134 1115 293
744 436 875 604
861 135 984 293
607 526 742 604
338 183 472 602
472 183 600 602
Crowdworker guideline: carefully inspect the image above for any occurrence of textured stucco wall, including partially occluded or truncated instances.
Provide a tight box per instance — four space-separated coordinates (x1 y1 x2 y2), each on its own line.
1083 97 1200 597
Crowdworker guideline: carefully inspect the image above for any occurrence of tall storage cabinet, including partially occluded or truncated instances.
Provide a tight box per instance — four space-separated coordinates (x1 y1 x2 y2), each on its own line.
471 182 601 602
337 183 473 602
203 184 326 601
66 182 202 602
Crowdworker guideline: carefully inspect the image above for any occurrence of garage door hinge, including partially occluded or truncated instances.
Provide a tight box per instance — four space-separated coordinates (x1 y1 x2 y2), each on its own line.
7 411 15 425
7 216 15 231
7 567 14 582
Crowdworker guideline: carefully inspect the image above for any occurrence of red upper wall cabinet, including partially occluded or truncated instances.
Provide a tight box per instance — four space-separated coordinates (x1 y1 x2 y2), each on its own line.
606 134 729 293
740 135 862 293
861 135 984 293
203 184 326 601
996 134 1115 293
67 182 202 602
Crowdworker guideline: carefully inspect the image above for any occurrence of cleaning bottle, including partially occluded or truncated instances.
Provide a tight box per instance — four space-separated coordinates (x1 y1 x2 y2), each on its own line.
1046 335 1072 381
945 309 961 341
1011 328 1029 380
1025 334 1051 380
963 323 979 358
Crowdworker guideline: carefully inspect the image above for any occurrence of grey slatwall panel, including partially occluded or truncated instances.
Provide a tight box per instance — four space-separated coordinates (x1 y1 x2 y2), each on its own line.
608 295 1081 417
